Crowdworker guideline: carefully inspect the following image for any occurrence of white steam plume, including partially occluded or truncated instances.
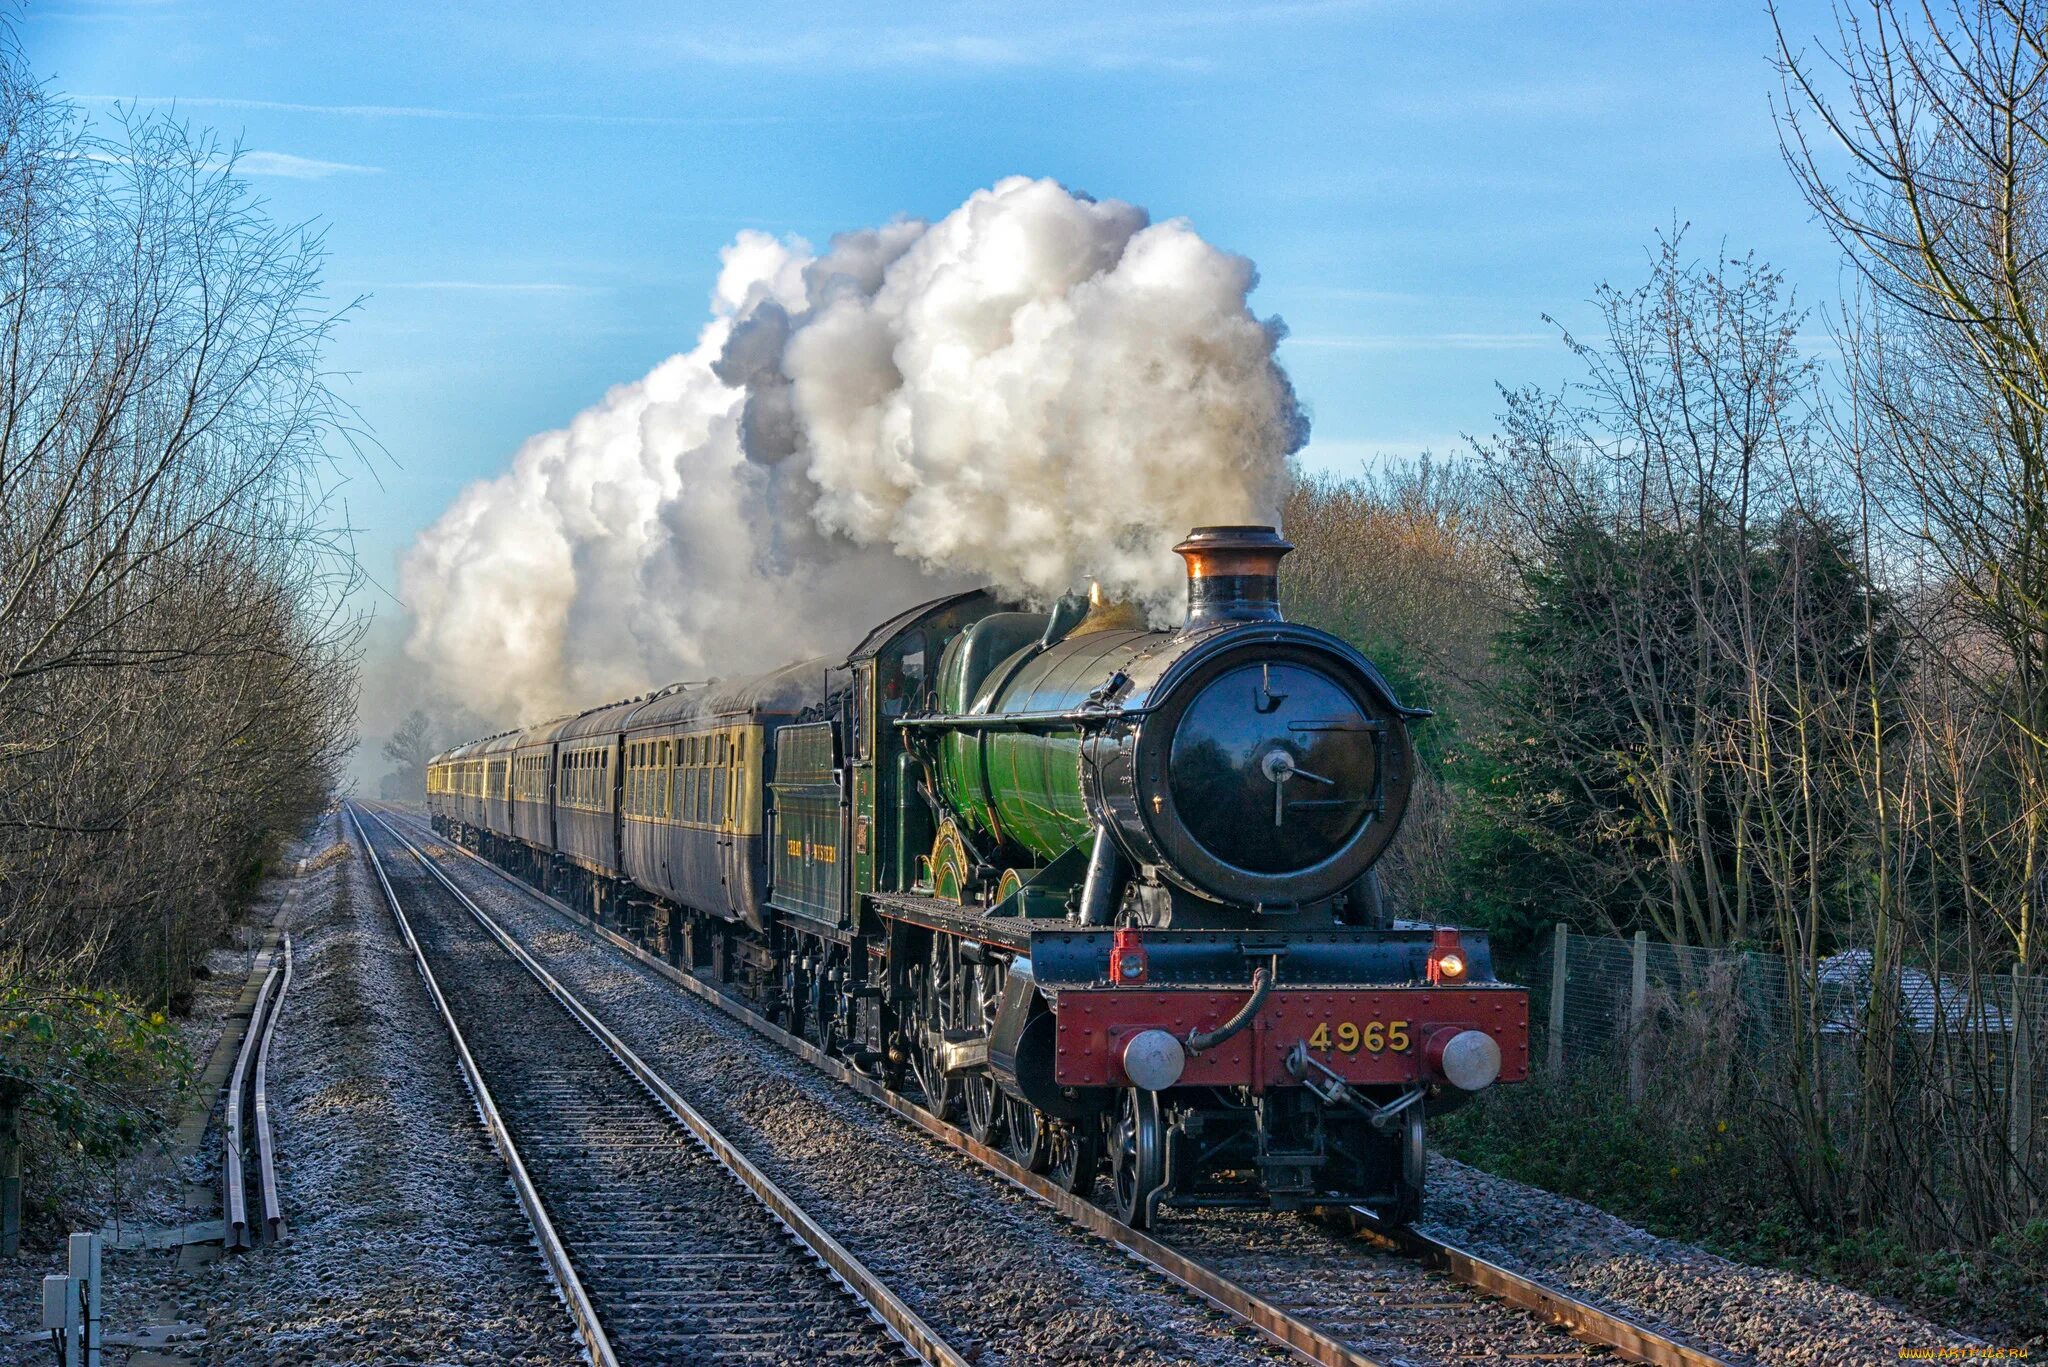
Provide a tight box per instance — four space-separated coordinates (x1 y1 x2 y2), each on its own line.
401 176 1306 722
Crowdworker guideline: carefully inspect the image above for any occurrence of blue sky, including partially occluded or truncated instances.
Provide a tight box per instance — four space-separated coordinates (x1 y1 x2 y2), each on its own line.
29 0 1851 746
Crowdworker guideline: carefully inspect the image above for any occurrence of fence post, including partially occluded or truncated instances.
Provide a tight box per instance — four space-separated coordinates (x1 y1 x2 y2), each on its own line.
1547 923 1568 1075
0 1085 20 1258
1627 930 1649 1104
2013 967 2034 1211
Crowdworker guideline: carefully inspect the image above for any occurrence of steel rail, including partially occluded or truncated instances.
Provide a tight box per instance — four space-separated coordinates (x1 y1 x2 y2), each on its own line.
1377 1225 1729 1367
346 806 620 1367
222 946 283 1252
358 805 967 1367
386 805 1733 1367
251 932 294 1244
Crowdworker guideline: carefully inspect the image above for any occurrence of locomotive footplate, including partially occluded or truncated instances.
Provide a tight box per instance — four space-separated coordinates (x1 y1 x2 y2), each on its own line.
1052 983 1530 1092
868 892 1035 952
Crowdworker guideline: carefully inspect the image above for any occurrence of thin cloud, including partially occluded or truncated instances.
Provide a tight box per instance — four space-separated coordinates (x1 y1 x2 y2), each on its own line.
77 94 896 127
641 1 1374 73
1285 332 1554 351
363 281 600 294
238 150 380 179
71 147 380 179
37 0 181 18
663 31 1211 73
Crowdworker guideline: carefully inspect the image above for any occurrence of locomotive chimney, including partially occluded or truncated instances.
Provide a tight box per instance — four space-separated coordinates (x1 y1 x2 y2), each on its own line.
1174 525 1292 630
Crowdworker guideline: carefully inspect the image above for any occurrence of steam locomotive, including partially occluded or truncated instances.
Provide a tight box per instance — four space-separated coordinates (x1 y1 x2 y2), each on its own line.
426 527 1528 1228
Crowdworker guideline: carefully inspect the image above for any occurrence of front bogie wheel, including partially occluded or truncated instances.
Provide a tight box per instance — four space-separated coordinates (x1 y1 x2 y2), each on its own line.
1107 1088 1166 1229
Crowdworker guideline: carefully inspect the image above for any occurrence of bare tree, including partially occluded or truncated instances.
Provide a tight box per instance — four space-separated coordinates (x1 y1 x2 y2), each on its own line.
1776 0 2048 972
0 45 364 1002
380 709 435 797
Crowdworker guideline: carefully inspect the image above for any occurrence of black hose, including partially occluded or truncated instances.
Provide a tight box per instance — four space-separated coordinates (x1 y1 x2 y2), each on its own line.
1185 967 1272 1053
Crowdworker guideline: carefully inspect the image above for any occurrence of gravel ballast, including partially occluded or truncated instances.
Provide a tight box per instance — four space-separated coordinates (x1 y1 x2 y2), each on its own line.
1419 1157 1983 1366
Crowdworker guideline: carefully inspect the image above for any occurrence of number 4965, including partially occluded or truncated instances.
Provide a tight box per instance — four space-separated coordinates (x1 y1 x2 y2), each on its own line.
1308 1019 1410 1054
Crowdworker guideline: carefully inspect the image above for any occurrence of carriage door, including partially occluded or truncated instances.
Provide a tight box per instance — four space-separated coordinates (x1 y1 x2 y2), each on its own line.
715 730 744 920
850 663 876 897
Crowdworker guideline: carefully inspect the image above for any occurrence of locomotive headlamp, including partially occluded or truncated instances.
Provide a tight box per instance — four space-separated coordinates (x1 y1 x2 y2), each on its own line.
1110 927 1149 985
1426 927 1468 984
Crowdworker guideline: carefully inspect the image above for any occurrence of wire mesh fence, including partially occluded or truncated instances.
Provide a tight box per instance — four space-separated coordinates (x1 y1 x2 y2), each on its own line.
1532 927 2045 1195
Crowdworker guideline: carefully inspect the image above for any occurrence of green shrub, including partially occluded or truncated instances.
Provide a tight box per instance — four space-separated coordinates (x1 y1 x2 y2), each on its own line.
1 980 193 1241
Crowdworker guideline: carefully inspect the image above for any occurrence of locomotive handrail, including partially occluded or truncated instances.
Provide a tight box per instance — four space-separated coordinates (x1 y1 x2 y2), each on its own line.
895 703 1158 731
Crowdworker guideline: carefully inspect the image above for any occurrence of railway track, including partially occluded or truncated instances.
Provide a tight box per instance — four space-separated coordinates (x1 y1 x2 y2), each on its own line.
346 804 965 1367
368 801 1734 1367
223 932 292 1250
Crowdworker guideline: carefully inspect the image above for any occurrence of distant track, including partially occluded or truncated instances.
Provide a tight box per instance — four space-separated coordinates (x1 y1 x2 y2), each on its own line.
347 803 965 1367
371 801 1734 1367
